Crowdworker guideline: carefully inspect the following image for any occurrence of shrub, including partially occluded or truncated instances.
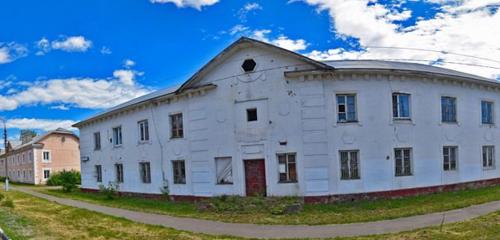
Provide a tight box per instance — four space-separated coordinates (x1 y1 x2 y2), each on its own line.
0 176 6 182
99 182 119 200
1 198 14 208
46 170 81 190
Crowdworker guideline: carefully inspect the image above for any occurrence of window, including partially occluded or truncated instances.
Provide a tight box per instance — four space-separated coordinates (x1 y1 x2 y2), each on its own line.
395 148 412 176
278 153 297 183
482 146 495 169
241 59 256 72
43 169 50 180
115 164 124 183
94 132 101 150
393 93 411 119
112 126 123 146
138 120 150 142
172 160 186 184
42 151 51 162
170 113 184 138
441 96 457 123
443 146 458 171
246 108 258 122
139 162 151 183
481 101 494 124
215 157 233 184
336 94 357 122
95 165 102 183
340 150 360 180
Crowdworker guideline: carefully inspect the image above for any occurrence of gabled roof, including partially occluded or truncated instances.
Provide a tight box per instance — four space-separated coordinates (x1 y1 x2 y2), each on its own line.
4 128 78 155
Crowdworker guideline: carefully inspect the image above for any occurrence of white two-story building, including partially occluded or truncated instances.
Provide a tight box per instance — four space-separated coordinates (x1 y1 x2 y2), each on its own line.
75 37 500 200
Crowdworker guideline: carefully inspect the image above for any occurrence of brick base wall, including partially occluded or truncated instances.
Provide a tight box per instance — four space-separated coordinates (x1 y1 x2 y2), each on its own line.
81 177 500 203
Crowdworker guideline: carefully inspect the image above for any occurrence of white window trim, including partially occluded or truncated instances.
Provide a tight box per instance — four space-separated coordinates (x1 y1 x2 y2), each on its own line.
440 95 459 125
137 119 150 143
443 146 458 171
394 147 413 177
94 131 101 151
112 126 123 147
339 150 361 181
334 91 359 124
42 150 51 162
480 99 495 127
392 92 412 121
169 112 184 139
42 168 51 180
482 145 496 170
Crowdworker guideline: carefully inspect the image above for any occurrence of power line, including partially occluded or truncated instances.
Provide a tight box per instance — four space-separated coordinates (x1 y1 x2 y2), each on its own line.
365 46 500 65
371 58 500 70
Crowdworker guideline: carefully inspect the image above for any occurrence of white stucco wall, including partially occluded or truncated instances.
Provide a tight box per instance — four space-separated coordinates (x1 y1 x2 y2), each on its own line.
79 45 500 197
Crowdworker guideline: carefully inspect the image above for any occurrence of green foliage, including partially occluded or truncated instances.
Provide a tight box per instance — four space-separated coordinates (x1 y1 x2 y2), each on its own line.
200 195 302 215
99 182 119 200
0 176 6 182
46 170 81 190
1 198 15 208
0 192 4 201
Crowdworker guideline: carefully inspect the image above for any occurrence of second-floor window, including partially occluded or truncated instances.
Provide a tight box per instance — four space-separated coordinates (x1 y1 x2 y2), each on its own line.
395 148 412 176
94 132 101 150
443 146 458 171
170 113 184 138
481 101 494 124
336 94 357 123
42 151 51 162
138 120 150 142
441 96 457 123
112 126 123 146
392 93 411 120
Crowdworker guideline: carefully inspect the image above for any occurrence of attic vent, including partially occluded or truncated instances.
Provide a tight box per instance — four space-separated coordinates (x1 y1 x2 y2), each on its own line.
242 59 256 72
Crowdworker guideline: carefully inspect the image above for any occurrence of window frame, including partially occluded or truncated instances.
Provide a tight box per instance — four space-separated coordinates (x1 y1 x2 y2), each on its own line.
172 160 186 184
339 150 361 180
137 119 150 142
394 148 413 177
441 96 458 123
277 153 298 183
481 100 495 125
94 132 101 150
112 126 123 147
42 150 51 162
482 145 495 170
139 162 151 184
170 113 184 139
443 146 458 171
95 165 102 183
42 168 51 180
336 93 358 123
392 92 411 120
115 163 124 183
246 108 258 122
215 157 233 185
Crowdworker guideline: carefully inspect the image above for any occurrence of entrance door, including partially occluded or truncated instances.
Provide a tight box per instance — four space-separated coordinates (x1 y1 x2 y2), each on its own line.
244 159 267 196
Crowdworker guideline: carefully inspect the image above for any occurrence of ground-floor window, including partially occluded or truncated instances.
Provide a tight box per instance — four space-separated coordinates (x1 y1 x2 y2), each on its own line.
95 165 102 182
278 153 297 183
115 164 124 183
395 148 412 176
43 169 51 180
215 157 233 184
340 150 360 180
443 146 458 171
139 162 151 183
172 160 186 184
482 146 495 169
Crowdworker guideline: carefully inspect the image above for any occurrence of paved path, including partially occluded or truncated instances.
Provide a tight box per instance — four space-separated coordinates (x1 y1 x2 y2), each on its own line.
14 187 500 239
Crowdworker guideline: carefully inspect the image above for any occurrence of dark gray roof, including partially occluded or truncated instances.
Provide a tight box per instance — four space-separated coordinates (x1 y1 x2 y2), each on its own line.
322 60 497 83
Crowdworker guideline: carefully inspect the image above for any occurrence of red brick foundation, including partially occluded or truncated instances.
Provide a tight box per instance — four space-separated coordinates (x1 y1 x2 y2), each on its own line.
81 177 500 204
304 177 500 204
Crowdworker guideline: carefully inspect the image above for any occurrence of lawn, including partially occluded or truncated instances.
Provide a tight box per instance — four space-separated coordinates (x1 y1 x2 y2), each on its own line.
38 185 500 225
1 188 500 239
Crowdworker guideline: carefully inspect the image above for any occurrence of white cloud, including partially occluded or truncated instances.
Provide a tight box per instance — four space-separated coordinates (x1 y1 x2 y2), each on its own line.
6 118 77 131
0 69 150 111
238 2 262 21
100 46 112 55
0 42 28 64
299 0 500 79
35 38 51 56
123 59 136 68
51 36 92 52
50 104 70 111
150 0 219 10
229 24 249 35
252 29 309 51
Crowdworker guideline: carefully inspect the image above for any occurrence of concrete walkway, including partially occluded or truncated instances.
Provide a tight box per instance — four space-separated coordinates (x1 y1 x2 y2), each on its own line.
14 187 500 239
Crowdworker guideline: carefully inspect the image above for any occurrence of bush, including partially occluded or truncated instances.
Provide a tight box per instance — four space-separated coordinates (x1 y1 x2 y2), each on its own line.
46 170 81 191
0 176 6 182
99 182 119 200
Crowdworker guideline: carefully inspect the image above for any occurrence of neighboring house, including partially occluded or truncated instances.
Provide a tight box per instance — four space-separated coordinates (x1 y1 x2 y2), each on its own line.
75 37 500 200
0 128 80 185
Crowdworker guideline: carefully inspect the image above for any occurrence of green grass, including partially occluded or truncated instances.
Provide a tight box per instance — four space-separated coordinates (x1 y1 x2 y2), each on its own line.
37 185 500 225
1 188 500 239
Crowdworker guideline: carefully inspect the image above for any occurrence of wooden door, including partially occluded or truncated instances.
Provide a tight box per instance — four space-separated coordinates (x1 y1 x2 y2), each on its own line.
244 159 266 196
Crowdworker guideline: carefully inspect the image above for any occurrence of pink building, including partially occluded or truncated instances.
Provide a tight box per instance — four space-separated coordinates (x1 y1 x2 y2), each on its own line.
0 128 80 185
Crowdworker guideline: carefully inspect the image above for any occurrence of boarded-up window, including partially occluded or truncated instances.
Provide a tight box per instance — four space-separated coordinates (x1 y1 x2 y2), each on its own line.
215 157 233 184
278 153 297 183
340 150 360 180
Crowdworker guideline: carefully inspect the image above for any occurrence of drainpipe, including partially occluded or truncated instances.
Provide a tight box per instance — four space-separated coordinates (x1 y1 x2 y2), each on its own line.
149 101 167 191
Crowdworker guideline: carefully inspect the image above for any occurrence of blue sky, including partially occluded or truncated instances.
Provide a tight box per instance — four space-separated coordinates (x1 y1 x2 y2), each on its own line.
1 0 499 144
